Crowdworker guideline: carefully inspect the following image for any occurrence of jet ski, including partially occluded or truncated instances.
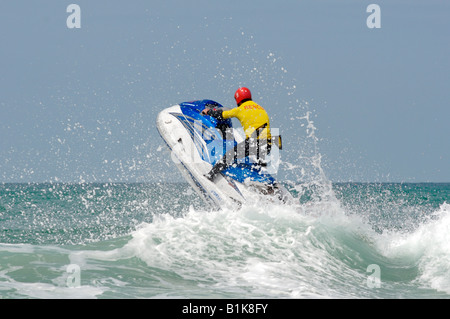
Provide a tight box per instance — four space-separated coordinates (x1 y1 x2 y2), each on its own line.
156 99 293 210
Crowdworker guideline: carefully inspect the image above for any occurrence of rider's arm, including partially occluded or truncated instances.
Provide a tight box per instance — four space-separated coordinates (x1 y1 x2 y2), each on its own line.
221 107 239 120
203 106 240 121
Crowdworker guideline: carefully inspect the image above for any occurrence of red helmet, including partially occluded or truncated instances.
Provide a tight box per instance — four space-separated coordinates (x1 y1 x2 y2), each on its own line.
234 87 252 106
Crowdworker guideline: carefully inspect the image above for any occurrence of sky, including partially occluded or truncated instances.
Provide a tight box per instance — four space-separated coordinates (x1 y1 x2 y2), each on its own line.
0 0 449 183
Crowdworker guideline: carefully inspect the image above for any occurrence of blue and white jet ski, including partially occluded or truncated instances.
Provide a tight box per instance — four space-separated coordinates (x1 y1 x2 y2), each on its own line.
156 99 293 210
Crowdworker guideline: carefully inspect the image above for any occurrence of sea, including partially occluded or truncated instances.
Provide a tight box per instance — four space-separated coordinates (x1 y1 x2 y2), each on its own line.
0 181 449 300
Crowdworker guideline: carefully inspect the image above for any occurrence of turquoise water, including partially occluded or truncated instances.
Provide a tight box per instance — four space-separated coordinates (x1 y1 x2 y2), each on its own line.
0 182 449 299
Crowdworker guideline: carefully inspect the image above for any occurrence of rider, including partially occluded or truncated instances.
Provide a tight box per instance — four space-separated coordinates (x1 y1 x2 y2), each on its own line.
201 87 272 181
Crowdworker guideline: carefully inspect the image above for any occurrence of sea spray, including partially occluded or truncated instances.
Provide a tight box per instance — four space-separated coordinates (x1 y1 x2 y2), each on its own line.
373 202 450 294
1 183 450 298
284 106 338 209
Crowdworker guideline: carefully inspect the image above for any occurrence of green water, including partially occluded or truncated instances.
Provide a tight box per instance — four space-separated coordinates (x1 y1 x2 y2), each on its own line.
0 182 449 299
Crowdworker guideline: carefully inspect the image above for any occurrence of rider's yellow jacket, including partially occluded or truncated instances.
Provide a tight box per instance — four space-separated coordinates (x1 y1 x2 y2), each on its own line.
217 100 272 140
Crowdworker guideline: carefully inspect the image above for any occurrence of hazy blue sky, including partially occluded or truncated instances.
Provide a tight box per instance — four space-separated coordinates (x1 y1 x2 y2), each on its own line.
1 1 449 183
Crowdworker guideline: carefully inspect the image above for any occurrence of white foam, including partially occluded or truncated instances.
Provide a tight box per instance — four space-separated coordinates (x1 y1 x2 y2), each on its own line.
54 196 450 298
112 199 369 298
375 202 450 293
0 279 104 299
0 245 106 299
